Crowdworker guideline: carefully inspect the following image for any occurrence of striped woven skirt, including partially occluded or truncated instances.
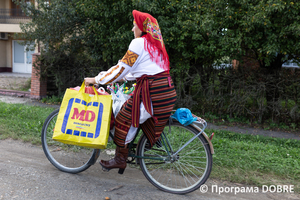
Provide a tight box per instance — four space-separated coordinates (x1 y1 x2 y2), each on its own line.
113 76 177 148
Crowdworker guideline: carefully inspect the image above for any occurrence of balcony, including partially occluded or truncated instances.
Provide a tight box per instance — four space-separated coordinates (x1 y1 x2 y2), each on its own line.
0 8 31 24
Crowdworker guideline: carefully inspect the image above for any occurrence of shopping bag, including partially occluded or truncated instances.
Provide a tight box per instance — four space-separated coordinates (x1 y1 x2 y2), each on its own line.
171 108 198 126
52 81 112 149
111 84 130 118
71 85 114 129
71 85 110 95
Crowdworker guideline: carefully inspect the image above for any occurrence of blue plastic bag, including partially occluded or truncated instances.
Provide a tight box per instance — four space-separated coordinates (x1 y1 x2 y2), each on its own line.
171 108 197 126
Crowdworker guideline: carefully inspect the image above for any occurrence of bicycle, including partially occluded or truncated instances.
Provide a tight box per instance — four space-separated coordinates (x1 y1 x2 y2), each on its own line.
41 108 214 194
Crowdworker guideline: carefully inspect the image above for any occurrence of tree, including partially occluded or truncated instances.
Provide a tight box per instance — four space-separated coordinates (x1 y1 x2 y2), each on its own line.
207 0 300 65
17 0 222 101
16 0 300 124
15 0 109 95
204 0 300 118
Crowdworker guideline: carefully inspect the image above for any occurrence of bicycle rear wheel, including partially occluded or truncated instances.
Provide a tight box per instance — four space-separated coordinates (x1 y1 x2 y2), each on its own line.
41 108 98 174
137 121 212 194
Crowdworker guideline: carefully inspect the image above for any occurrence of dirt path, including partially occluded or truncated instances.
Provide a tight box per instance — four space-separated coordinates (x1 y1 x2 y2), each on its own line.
0 139 299 200
207 124 300 140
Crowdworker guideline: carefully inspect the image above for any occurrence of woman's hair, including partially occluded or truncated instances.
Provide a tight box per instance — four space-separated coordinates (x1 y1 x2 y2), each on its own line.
141 32 147 37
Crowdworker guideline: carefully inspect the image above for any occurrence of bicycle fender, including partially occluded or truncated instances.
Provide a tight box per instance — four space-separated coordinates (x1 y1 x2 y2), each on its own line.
191 124 215 154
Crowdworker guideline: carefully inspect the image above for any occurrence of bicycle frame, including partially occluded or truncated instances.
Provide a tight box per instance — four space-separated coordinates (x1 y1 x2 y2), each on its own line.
128 117 211 162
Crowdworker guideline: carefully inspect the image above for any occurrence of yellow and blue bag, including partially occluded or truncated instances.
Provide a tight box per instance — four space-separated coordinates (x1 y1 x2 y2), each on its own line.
52 82 112 149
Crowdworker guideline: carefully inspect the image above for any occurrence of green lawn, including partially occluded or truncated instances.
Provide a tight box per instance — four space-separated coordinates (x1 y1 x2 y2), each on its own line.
206 129 300 192
0 102 56 144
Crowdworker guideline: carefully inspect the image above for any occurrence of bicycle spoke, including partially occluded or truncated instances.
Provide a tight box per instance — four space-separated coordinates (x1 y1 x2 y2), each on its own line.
175 161 198 185
179 159 207 164
177 160 205 176
138 121 212 194
41 109 95 173
172 162 189 187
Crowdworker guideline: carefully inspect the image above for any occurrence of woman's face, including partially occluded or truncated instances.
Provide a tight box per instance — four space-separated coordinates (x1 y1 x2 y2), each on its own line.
132 21 142 38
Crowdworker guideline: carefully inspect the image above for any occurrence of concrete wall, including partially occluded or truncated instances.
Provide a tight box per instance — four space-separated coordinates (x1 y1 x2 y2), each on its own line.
0 37 13 71
0 1 5 8
0 24 22 33
6 37 12 68
0 40 7 67
0 0 9 9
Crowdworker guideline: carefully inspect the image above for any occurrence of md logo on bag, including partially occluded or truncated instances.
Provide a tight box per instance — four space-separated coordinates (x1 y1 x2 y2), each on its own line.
61 98 104 139
71 108 95 122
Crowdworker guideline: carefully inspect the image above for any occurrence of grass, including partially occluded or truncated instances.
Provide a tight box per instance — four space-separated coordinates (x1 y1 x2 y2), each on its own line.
0 101 299 193
40 95 63 105
0 102 56 144
202 112 300 133
19 78 31 92
206 129 300 193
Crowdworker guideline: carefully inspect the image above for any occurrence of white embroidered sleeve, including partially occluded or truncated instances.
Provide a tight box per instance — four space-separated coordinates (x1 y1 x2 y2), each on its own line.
124 72 136 81
95 64 130 85
95 38 143 84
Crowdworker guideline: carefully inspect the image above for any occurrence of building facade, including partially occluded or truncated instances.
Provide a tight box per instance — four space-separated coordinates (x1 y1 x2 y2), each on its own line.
0 0 37 74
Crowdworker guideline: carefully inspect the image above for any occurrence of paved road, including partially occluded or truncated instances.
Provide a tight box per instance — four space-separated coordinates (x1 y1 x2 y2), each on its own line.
0 139 299 200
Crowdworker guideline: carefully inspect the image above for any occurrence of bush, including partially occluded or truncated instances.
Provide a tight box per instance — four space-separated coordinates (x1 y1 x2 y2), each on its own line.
193 66 300 127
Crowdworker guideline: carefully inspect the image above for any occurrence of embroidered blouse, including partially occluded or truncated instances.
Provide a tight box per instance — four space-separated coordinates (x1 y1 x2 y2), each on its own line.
95 37 164 84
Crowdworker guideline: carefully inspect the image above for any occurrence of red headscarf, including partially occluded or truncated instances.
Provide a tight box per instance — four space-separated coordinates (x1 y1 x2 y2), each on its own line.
132 10 170 71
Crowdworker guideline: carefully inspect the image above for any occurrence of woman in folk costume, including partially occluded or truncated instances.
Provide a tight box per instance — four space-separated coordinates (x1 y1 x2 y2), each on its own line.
85 10 177 174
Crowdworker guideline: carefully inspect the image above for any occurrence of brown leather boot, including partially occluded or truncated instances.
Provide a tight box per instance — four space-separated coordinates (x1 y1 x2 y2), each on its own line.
99 146 129 174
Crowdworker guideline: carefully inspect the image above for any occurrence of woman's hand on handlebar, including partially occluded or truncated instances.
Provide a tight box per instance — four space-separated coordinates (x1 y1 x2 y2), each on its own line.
84 77 96 86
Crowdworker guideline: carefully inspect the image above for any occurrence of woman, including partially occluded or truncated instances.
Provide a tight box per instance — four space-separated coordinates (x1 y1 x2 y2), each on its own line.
85 10 177 174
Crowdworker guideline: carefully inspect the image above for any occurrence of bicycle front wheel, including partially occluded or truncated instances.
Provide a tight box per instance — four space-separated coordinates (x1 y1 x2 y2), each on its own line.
41 108 98 174
137 121 212 194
